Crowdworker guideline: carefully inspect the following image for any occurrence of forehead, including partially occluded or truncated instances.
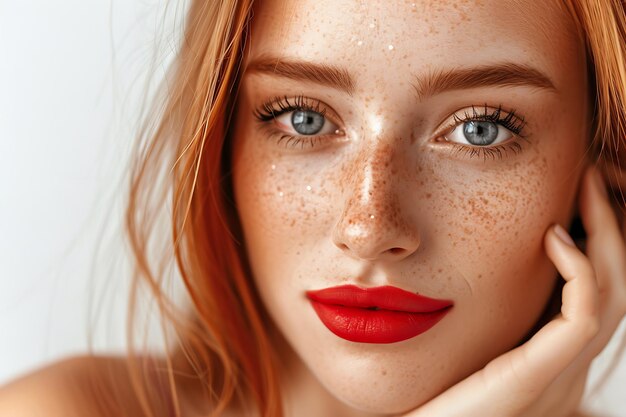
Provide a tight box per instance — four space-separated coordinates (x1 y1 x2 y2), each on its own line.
246 0 581 91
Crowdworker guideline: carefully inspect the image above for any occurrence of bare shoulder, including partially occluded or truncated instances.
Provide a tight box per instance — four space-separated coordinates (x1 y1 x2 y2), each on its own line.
0 355 147 417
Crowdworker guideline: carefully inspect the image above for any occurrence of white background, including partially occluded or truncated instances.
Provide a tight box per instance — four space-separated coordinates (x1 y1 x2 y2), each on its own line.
0 1 625 416
0 0 179 380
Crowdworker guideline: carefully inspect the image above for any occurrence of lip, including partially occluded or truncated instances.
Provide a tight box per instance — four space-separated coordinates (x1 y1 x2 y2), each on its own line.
305 284 454 344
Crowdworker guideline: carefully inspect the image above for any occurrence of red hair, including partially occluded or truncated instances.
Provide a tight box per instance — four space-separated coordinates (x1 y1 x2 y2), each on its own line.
123 1 282 416
118 1 626 416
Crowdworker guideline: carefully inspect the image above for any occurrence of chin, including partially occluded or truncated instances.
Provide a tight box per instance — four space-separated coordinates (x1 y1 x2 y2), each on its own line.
312 353 454 415
327 379 440 415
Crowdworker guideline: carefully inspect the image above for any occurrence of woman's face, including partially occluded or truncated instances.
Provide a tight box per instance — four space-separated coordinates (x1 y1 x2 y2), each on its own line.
231 0 589 414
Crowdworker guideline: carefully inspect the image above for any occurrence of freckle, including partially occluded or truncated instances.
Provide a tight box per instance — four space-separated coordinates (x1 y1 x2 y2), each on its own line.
381 370 387 376
425 193 432 199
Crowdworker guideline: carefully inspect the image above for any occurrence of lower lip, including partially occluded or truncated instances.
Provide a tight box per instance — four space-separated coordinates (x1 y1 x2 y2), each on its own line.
309 302 452 344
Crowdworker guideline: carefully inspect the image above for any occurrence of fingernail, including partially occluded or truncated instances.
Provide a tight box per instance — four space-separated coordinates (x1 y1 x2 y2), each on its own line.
593 167 608 199
554 224 576 247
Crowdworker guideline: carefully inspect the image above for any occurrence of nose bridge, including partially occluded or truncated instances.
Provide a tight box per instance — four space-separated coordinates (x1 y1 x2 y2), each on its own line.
354 141 396 206
333 140 419 261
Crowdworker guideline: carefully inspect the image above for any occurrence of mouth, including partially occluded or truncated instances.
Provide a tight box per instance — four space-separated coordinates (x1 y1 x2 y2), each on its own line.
305 284 454 344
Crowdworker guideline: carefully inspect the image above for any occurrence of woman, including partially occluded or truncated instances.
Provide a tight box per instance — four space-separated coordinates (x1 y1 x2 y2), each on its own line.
1 0 625 416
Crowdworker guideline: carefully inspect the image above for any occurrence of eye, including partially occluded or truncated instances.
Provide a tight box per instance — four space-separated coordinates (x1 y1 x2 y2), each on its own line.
439 105 526 148
445 120 512 146
253 95 346 150
275 109 338 136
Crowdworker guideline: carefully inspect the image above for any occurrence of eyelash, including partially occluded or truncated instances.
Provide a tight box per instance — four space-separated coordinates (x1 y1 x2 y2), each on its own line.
253 96 529 161
449 104 527 137
439 104 529 161
254 95 328 121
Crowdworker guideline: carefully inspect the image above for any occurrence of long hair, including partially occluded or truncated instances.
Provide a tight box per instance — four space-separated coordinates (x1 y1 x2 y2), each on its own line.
118 1 626 416
123 1 281 416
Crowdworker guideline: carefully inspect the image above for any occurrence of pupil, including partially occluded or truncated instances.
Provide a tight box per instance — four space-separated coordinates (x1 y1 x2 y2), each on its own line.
463 121 498 146
292 110 325 135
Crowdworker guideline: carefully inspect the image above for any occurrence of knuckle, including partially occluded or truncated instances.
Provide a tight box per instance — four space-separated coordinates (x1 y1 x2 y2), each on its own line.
565 253 594 280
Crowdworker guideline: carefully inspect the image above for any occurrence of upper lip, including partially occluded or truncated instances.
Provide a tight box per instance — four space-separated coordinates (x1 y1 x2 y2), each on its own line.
305 284 453 313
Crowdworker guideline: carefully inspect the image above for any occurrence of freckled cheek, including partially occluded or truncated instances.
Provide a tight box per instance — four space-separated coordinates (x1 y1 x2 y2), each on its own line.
233 152 338 263
430 163 554 285
419 174 554 365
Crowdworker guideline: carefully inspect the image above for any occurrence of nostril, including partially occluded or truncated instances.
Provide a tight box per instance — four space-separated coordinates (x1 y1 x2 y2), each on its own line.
387 247 406 255
338 243 350 252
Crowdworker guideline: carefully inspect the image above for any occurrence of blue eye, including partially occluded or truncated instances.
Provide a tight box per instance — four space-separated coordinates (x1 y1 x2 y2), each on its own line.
443 105 526 148
291 110 326 135
446 120 512 147
275 108 338 137
462 121 500 146
254 95 340 140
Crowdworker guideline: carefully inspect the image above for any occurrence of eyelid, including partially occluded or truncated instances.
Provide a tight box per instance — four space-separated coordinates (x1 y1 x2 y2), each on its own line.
274 111 340 137
253 95 347 150
434 104 527 140
427 104 530 162
254 95 344 128
253 98 530 159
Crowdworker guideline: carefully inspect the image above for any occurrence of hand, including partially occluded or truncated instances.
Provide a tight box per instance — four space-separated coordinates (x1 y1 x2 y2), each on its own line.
402 166 626 417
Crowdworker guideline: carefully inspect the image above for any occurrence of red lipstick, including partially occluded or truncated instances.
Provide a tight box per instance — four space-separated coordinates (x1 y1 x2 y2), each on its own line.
306 285 453 344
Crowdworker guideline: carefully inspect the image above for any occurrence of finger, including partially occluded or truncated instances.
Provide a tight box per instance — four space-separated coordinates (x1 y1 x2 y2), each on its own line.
404 225 600 417
479 225 598 406
529 366 589 417
537 164 626 395
494 225 600 385
579 165 626 319
579 166 626 289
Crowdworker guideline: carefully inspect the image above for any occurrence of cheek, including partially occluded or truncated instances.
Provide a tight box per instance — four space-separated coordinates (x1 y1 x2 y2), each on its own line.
423 140 582 368
232 139 336 297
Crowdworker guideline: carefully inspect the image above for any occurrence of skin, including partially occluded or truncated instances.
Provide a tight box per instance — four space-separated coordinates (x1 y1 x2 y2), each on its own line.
231 0 594 415
0 1 624 417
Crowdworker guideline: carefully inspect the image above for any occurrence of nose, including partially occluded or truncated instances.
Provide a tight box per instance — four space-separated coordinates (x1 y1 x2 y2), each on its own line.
332 143 420 262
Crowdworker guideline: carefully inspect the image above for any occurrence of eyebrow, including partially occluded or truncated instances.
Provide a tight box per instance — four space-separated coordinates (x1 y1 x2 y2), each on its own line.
245 55 556 99
246 55 356 95
413 63 557 99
